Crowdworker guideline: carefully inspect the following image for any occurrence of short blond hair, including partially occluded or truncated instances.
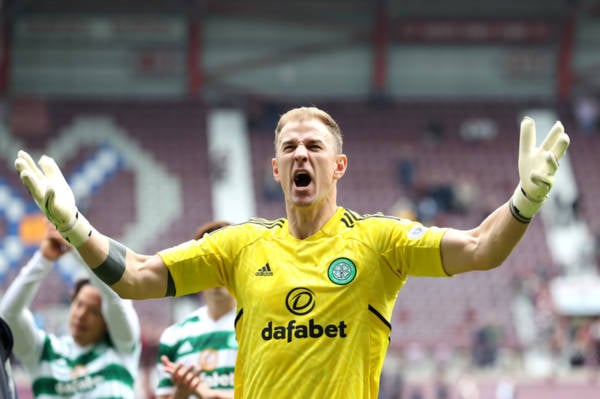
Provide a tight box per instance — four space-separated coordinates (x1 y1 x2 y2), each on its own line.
274 106 343 153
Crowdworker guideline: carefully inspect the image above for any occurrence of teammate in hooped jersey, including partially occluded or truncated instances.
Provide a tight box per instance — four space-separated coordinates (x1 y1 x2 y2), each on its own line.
156 221 237 399
0 221 141 398
15 106 569 398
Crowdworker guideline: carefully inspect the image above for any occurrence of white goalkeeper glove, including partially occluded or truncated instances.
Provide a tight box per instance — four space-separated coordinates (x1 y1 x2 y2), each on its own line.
510 117 570 223
14 150 93 247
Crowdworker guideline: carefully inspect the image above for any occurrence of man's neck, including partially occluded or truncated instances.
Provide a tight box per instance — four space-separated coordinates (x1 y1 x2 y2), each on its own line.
286 202 338 239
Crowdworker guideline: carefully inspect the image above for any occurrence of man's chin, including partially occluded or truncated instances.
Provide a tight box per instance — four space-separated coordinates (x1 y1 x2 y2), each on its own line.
290 196 314 208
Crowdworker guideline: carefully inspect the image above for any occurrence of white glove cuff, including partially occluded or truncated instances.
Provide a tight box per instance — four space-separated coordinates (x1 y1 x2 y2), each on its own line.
510 184 543 223
59 211 94 247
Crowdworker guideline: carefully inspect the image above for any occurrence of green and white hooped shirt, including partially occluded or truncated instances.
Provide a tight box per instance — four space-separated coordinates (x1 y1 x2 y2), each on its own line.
155 305 237 397
28 332 140 398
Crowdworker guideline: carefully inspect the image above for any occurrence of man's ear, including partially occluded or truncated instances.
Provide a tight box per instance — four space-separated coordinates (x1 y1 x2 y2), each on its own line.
272 158 280 182
333 154 347 179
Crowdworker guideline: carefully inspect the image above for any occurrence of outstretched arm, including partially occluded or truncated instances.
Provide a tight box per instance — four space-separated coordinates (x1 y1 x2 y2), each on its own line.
15 150 172 299
441 201 527 275
441 117 570 275
76 233 171 299
0 251 49 365
0 224 70 367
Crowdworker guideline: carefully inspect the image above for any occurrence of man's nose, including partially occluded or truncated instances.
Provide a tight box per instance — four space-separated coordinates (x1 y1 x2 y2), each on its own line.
73 305 87 318
294 145 308 160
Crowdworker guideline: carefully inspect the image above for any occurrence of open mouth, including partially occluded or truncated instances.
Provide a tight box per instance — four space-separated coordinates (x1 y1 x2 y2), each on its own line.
294 171 312 187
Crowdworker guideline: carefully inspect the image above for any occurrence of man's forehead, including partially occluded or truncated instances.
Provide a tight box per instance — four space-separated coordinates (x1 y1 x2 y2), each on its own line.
77 286 102 304
279 119 332 140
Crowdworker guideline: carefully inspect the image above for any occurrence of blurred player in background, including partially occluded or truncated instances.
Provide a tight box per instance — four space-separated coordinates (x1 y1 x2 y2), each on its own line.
156 220 236 399
0 221 141 398
0 316 17 398
13 106 569 398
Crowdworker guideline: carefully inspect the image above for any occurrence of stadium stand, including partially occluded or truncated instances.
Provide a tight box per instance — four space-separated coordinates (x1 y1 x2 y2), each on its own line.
3 101 600 399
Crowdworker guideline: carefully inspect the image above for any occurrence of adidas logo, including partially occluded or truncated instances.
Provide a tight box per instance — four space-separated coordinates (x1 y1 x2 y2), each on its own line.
178 341 194 355
255 263 273 276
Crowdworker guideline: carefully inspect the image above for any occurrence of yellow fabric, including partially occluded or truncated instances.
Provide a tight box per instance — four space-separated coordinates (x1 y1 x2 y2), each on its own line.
159 207 447 399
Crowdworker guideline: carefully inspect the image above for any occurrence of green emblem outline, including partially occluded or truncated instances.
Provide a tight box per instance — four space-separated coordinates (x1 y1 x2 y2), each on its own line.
327 257 357 285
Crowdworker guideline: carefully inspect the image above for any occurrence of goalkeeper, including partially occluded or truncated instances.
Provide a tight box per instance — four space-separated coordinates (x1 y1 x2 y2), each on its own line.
14 107 569 399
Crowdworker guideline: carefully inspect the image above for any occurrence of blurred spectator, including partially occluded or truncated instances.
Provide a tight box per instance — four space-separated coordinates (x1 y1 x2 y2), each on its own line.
379 369 404 399
415 171 479 217
389 196 417 221
414 171 450 223
428 184 455 212
573 95 598 135
589 318 600 367
569 320 591 368
454 307 480 350
495 378 517 399
424 120 445 144
414 171 478 224
434 366 450 399
396 144 416 192
416 196 439 225
472 322 501 367
456 375 480 399
409 386 424 399
459 117 498 142
452 174 479 214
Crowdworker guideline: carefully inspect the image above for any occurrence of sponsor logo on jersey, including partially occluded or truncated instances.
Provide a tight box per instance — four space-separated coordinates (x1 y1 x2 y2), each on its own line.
261 287 349 343
261 319 348 343
201 370 234 389
53 364 104 395
55 375 105 395
327 257 356 285
285 287 315 315
255 263 273 276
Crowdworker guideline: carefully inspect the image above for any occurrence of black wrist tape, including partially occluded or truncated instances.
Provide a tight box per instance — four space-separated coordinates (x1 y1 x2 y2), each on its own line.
509 200 532 224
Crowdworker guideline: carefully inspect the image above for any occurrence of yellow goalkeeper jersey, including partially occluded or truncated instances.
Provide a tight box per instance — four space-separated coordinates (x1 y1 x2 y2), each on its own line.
159 207 448 399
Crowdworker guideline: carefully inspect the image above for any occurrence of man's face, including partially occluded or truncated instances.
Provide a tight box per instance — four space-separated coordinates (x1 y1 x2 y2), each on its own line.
272 119 346 208
69 285 107 346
